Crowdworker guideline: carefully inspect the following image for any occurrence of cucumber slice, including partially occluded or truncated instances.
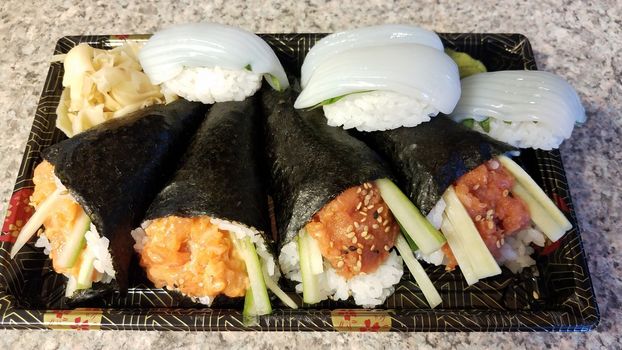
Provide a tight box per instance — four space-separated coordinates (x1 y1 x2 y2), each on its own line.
10 188 64 258
440 214 479 285
512 183 568 242
262 268 298 309
76 250 95 290
65 276 78 298
376 178 445 254
56 209 90 269
298 234 322 304
300 228 323 274
395 234 442 308
232 237 272 316
498 155 572 237
399 222 419 251
442 186 501 280
243 286 259 326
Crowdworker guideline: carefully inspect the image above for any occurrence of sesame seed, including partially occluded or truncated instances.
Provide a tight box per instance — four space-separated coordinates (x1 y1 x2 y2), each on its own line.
356 187 362 194
361 230 368 238
487 221 494 229
359 211 366 216
473 184 480 190
486 209 494 217
359 217 366 222
370 244 376 251
376 216 383 224
361 190 368 196
364 182 371 189
346 231 355 238
383 219 389 226
377 207 384 214
356 248 363 254
342 245 349 250
352 237 358 244
384 245 390 251
357 243 363 248
356 202 362 210
329 241 334 248
496 240 501 248
347 225 353 232
337 260 345 268
356 260 362 268
503 190 509 197
475 215 482 221
533 291 540 300
501 237 505 245
372 224 379 229
354 222 360 229
364 195 371 205
384 227 390 232
198 282 204 287
367 205 374 209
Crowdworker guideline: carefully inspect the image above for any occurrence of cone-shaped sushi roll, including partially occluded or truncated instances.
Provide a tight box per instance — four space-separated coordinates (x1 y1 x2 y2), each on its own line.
449 70 586 150
295 25 460 132
300 24 444 88
138 23 289 104
263 89 444 308
131 97 297 317
10 100 207 300
357 118 573 285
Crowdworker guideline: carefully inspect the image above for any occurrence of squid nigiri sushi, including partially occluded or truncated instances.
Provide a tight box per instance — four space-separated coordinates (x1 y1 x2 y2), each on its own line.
449 70 586 150
139 23 289 104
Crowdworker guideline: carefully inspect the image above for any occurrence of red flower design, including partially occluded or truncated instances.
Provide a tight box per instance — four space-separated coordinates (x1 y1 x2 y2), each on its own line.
359 319 381 332
337 309 357 321
70 317 90 331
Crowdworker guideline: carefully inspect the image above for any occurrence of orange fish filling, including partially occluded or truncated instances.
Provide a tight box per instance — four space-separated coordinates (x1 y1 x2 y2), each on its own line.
453 159 531 258
139 216 249 299
305 182 399 279
31 161 89 279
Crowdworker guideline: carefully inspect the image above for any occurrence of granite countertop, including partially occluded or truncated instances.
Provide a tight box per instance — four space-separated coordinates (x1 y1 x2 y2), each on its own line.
0 0 620 348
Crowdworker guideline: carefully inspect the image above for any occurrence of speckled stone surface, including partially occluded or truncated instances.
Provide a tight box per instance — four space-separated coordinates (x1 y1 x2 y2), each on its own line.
0 0 620 348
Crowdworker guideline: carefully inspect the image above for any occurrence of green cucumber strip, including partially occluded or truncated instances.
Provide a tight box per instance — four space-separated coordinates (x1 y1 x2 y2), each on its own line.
76 251 95 290
498 155 572 237
395 234 442 308
440 214 479 285
461 118 475 128
479 118 491 132
243 286 259 326
10 188 64 258
262 268 298 309
376 178 445 254
56 209 90 269
308 90 374 110
244 64 252 71
298 234 322 304
233 237 272 316
300 229 324 274
268 74 282 92
399 222 419 251
442 187 501 280
512 183 568 242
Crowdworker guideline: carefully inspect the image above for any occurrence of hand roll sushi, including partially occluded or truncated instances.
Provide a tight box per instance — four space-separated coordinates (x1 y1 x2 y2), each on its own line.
131 98 296 317
263 89 443 308
294 25 460 132
449 70 586 150
357 117 573 284
10 99 207 299
139 23 289 104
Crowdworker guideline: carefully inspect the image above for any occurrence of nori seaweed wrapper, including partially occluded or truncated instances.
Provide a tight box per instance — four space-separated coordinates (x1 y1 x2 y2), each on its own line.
261 89 393 247
145 97 272 244
43 99 208 300
355 117 515 215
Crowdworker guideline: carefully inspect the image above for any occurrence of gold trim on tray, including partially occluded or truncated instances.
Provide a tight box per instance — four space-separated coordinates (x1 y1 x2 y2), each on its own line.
331 309 392 332
43 308 103 330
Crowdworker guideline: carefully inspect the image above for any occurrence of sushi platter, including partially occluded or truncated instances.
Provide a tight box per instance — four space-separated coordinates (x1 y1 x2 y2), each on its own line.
0 29 599 331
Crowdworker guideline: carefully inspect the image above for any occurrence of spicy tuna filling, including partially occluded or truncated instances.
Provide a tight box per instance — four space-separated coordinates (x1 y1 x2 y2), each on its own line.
305 182 399 279
454 159 531 256
137 216 249 299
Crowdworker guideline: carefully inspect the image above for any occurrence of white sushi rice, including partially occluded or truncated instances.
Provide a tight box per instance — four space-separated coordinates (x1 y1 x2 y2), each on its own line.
279 240 403 307
160 66 262 104
131 217 279 306
84 224 115 283
471 119 565 151
496 226 546 273
34 234 51 255
322 90 440 132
